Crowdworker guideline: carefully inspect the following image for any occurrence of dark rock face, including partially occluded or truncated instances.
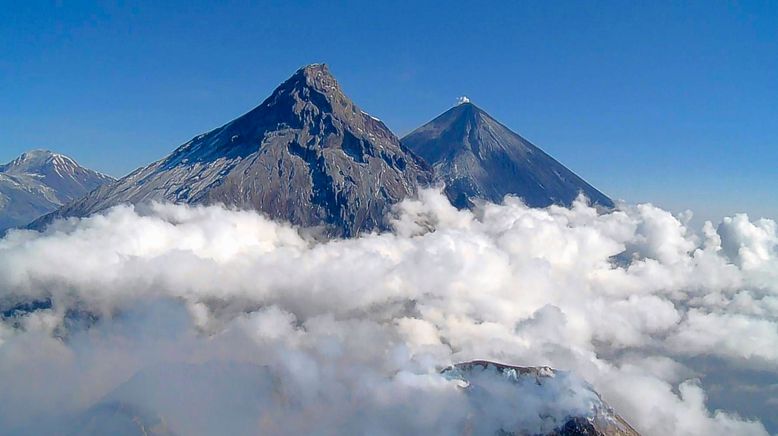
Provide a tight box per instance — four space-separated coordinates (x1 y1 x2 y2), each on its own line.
34 64 431 236
401 102 614 209
0 150 113 232
442 360 640 436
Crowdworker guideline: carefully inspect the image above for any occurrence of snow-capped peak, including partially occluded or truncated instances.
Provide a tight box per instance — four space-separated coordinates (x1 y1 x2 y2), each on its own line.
0 150 115 231
2 150 77 175
1 149 113 183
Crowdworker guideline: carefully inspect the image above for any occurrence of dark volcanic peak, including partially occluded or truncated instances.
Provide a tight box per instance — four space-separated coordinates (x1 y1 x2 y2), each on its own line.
402 102 614 209
34 64 431 236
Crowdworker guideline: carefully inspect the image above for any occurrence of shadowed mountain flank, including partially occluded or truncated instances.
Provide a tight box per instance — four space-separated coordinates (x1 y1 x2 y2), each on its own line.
402 102 613 209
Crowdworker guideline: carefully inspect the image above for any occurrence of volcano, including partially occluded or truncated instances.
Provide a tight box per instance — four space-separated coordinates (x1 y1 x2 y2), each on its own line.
33 64 431 236
402 101 613 209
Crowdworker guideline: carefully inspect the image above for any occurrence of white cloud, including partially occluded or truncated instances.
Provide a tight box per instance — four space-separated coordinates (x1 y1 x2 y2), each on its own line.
0 189 775 435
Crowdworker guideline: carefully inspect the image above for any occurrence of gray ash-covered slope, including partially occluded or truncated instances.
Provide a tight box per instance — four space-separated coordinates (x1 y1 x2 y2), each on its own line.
443 361 639 436
34 64 431 236
0 150 113 232
402 102 613 209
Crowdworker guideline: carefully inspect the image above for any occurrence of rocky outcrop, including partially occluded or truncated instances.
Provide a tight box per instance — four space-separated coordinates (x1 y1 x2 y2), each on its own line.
442 360 639 436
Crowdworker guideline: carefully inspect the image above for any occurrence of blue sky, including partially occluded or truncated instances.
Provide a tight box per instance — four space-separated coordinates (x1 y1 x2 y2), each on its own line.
1 1 776 222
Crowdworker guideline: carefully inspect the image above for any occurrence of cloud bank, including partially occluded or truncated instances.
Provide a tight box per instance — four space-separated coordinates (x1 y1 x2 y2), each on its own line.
0 189 776 435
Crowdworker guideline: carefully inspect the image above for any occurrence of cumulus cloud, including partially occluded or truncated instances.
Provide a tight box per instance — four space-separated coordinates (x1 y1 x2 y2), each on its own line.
0 190 776 435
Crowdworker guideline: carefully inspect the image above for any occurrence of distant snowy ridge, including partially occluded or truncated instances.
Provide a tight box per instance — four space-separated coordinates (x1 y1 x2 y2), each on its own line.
0 150 113 232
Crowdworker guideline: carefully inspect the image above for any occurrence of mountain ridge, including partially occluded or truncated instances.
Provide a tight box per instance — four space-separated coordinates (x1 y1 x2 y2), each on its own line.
0 150 114 232
31 64 432 236
29 65 615 235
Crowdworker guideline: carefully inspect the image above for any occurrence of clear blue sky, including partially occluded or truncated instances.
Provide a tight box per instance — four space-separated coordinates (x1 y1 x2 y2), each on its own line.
2 1 776 222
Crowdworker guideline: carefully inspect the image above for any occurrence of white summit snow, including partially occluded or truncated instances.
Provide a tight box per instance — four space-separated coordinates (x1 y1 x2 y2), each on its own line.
0 150 113 232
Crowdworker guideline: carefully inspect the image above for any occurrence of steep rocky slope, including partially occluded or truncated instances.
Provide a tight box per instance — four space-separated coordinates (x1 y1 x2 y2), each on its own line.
34 64 431 236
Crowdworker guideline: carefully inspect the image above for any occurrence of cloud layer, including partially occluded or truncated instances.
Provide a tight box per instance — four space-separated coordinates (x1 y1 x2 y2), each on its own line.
0 190 776 435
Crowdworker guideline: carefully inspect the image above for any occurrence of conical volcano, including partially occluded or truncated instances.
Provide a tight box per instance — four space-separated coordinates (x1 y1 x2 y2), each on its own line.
401 101 613 209
34 64 431 236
